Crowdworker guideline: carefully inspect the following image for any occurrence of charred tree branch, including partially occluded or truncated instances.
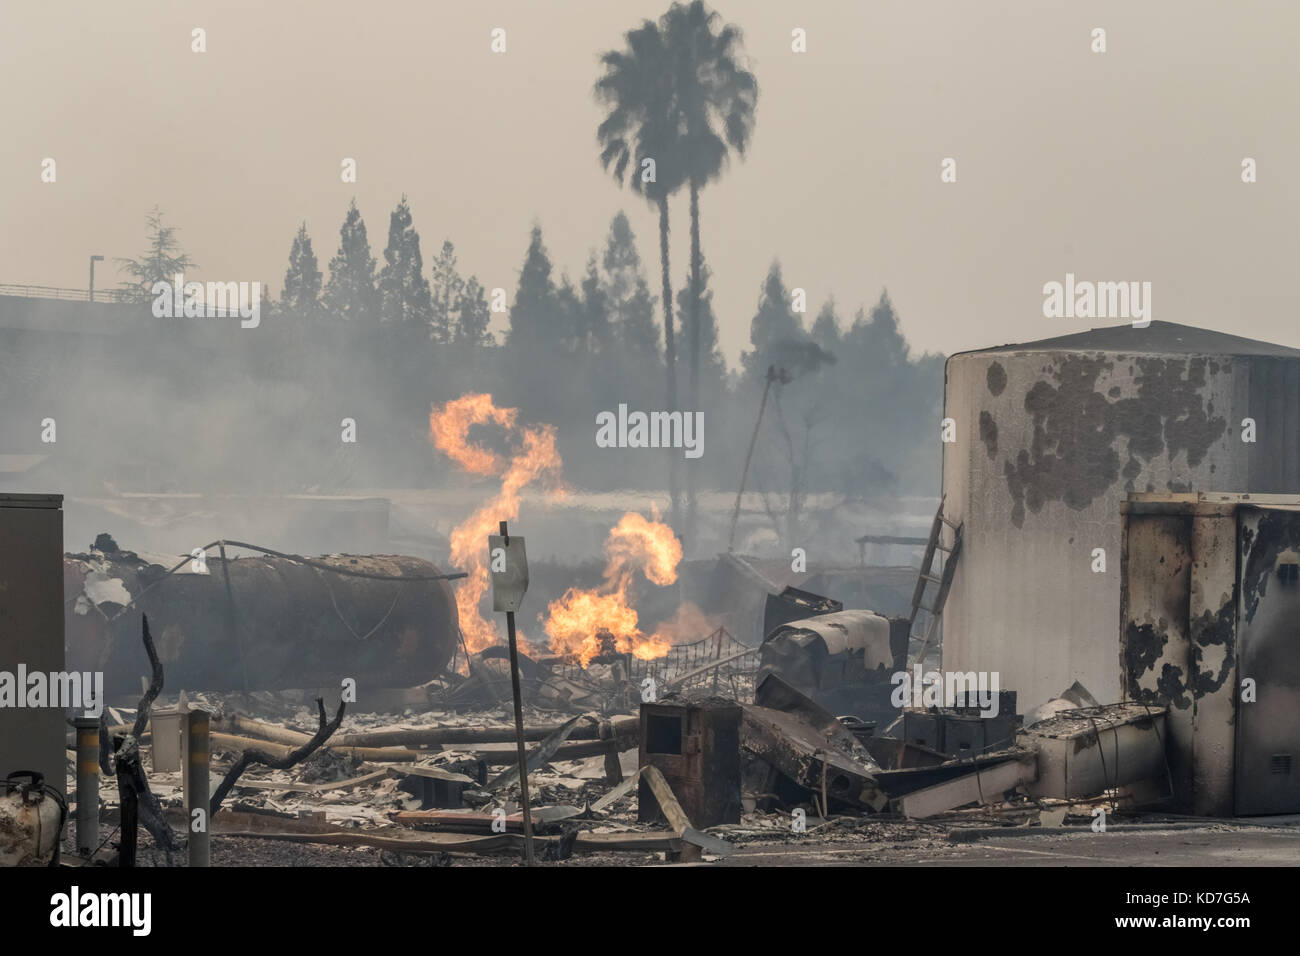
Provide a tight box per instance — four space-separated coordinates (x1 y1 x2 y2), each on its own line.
209 697 347 817
113 737 138 867
130 614 164 740
114 615 181 855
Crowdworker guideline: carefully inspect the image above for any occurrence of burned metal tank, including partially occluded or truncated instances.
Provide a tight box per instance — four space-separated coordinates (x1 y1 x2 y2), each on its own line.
65 542 460 694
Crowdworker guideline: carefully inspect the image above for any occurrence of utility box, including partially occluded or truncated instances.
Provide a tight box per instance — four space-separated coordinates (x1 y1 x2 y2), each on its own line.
0 494 66 800
900 703 1020 758
1121 492 1300 816
638 698 742 828
941 712 1019 756
900 710 946 752
150 709 185 772
150 690 190 776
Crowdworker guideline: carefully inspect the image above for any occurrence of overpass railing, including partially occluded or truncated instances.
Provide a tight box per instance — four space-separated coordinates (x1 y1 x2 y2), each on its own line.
0 283 142 304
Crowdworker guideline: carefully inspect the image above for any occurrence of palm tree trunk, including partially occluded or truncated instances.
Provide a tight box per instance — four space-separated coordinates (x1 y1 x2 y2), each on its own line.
657 196 681 535
686 181 702 540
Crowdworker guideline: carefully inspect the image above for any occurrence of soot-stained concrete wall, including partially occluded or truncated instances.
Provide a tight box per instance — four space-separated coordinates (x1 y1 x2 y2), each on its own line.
1120 495 1300 815
1121 499 1235 814
942 322 1300 710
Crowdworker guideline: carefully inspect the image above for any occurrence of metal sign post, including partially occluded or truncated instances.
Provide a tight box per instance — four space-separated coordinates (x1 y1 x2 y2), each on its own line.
490 520 535 865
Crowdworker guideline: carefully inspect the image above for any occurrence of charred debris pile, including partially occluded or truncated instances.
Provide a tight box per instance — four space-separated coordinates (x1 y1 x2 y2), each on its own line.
55 537 1177 868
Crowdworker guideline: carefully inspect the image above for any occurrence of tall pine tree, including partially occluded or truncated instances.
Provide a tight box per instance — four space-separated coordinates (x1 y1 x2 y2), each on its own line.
576 254 613 353
323 200 377 322
507 225 565 347
811 298 842 353
430 240 463 345
675 256 726 388
454 277 493 346
601 212 659 358
281 223 322 316
377 195 434 331
741 261 799 379
741 260 831 382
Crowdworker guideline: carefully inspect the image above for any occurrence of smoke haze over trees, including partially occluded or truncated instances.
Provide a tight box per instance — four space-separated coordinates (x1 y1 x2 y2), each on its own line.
0 194 939 543
0 2 943 563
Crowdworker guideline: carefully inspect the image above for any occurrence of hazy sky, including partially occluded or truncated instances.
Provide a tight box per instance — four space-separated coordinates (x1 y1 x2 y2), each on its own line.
4 0 1297 365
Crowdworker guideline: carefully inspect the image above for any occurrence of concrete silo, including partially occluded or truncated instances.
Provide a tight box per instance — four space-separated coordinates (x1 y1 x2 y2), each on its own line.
941 321 1300 710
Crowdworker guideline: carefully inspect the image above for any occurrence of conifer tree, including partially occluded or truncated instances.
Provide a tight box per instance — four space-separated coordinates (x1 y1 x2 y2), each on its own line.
115 206 197 300
323 199 377 322
281 223 322 316
377 195 434 331
430 239 463 345
601 212 660 358
454 277 493 346
507 225 565 347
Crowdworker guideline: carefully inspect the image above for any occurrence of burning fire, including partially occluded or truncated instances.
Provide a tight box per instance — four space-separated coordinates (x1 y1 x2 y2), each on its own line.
429 393 516 476
429 394 562 654
544 512 685 665
431 393 709 667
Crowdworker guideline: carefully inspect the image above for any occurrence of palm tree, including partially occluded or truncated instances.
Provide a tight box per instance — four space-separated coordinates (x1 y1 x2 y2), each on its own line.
595 17 688 533
663 1 757 530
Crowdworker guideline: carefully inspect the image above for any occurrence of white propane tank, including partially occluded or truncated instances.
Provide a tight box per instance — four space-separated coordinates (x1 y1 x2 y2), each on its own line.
0 771 66 866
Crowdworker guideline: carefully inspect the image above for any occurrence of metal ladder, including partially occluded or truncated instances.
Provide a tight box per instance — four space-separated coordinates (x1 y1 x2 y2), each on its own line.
907 497 963 668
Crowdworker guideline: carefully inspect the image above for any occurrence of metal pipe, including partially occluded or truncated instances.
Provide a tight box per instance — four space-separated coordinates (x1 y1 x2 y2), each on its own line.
187 710 210 867
74 717 100 855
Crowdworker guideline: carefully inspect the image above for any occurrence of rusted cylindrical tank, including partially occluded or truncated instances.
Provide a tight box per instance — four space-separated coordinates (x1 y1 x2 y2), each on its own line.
65 548 459 694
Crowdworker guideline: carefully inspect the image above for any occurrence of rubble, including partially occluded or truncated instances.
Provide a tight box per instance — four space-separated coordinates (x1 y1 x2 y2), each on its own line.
60 669 1290 868
894 753 1038 819
742 675 888 814
43 521 1269 870
639 765 735 860
639 698 742 829
59 606 1190 870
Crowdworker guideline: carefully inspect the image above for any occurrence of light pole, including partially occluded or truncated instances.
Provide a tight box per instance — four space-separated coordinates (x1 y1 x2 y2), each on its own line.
89 254 104 303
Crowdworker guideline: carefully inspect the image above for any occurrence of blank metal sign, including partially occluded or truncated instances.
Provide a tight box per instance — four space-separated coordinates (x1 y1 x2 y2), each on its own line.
488 534 529 612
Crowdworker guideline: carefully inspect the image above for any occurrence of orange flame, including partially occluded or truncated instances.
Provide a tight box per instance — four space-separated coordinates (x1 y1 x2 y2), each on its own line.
603 512 681 588
430 394 561 654
431 393 701 667
544 513 685 665
429 393 517 476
